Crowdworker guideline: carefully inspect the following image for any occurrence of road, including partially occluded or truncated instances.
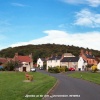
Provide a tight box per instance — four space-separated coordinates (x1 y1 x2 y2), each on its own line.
37 69 100 100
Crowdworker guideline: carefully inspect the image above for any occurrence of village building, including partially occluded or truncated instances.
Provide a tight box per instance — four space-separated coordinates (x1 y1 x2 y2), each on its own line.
13 53 33 72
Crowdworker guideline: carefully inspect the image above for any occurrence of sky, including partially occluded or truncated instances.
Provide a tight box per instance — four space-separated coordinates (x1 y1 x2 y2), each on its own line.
0 0 100 51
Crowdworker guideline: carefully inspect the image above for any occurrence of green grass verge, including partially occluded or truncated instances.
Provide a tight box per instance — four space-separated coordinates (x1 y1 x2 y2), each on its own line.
68 72 100 85
0 71 56 100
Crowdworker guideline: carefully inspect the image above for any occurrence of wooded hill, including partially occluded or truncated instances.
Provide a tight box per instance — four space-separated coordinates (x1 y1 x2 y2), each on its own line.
0 44 100 63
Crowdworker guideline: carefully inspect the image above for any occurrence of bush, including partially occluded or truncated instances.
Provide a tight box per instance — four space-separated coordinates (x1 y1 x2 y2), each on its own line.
60 67 65 72
54 67 60 73
48 66 69 73
0 68 4 71
43 63 46 70
48 67 60 73
65 66 69 72
92 65 97 73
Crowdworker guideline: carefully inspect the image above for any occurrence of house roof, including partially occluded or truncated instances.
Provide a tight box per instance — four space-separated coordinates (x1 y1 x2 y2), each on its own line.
48 56 62 60
40 58 46 62
85 54 95 59
63 53 74 57
61 57 79 62
14 56 32 62
0 58 7 64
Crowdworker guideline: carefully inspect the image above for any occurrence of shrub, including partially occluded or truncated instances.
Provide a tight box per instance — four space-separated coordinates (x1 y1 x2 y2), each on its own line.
43 63 46 70
0 68 3 71
48 67 60 73
65 66 69 72
48 67 53 73
54 67 60 73
92 65 97 73
60 66 65 72
86 64 93 71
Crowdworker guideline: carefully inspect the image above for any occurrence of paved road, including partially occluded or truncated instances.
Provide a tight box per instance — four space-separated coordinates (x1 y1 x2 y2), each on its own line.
37 69 100 100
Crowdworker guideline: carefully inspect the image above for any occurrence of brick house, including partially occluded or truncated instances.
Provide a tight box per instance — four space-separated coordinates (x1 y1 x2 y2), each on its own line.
78 49 96 71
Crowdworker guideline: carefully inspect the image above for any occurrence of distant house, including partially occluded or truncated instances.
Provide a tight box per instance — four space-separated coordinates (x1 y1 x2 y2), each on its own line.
37 58 46 68
62 53 75 57
78 57 87 71
61 57 79 70
0 58 7 66
13 53 33 72
78 49 95 71
46 53 75 70
47 55 62 70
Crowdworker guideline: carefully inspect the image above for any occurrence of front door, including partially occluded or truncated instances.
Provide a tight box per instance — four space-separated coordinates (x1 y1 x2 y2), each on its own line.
23 67 26 72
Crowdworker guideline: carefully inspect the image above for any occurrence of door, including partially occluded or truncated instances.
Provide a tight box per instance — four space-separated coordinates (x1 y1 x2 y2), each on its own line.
23 67 26 72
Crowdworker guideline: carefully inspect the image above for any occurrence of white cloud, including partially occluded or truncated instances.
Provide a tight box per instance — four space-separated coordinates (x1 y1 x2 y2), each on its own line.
11 30 100 50
61 0 100 7
87 0 100 7
74 9 100 28
11 3 28 7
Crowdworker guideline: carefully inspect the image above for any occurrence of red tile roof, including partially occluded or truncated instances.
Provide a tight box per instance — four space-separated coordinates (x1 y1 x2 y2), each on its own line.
0 58 7 63
14 56 32 62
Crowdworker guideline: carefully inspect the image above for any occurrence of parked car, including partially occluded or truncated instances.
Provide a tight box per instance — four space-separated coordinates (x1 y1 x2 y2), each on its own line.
69 67 75 71
39 67 44 70
30 68 36 72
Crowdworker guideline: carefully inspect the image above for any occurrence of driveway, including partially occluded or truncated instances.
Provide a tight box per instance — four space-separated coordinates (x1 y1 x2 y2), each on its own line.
37 69 100 100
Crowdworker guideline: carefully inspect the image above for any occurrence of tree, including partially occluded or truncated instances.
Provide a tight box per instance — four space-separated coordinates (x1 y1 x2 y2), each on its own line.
4 61 19 71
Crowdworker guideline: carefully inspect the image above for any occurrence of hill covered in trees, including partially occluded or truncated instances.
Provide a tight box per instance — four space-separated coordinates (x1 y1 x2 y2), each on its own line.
0 44 100 63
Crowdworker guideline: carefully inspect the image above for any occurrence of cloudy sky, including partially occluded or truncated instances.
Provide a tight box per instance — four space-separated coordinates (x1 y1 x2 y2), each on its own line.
0 0 100 50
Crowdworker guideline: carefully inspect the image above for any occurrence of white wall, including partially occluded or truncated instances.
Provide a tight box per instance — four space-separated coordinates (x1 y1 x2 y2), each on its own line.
78 57 86 71
97 62 100 70
19 62 31 72
47 60 60 70
37 58 44 67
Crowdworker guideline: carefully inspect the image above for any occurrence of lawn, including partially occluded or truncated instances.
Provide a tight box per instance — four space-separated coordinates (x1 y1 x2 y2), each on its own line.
68 72 100 85
0 71 56 100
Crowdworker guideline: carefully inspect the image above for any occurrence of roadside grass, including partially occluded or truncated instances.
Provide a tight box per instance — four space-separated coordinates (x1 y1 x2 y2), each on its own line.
68 72 100 85
0 72 56 100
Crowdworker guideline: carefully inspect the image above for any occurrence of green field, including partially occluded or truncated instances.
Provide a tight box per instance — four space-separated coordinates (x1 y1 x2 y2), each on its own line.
0 72 56 100
68 72 100 84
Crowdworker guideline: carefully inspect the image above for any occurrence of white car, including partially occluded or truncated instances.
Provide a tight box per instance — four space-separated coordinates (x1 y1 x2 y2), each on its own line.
30 68 36 72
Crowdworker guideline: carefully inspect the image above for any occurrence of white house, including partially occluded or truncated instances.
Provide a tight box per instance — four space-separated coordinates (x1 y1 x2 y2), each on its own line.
78 57 87 71
13 53 33 72
97 62 100 70
46 53 75 70
37 58 46 68
47 56 62 70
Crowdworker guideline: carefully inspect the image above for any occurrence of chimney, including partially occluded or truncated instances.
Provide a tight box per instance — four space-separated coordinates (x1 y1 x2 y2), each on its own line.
61 54 64 60
15 53 18 57
85 50 89 55
89 51 92 55
51 54 53 58
56 54 58 57
80 49 85 55
29 53 32 58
